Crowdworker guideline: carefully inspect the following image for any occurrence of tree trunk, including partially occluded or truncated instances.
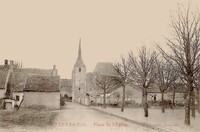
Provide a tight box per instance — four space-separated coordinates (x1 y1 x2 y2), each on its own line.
103 89 106 108
191 89 195 117
161 92 165 113
197 89 200 113
185 80 192 125
143 87 148 117
121 85 125 112
172 89 176 107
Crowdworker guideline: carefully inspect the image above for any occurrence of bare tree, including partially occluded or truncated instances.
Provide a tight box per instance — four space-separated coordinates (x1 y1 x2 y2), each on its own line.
157 5 200 125
129 46 157 117
193 69 200 113
113 55 131 112
94 73 119 108
171 78 182 107
155 60 178 113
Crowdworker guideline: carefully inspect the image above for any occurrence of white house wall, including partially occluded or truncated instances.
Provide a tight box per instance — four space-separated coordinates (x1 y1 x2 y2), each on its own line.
0 89 5 99
22 92 60 110
12 92 24 106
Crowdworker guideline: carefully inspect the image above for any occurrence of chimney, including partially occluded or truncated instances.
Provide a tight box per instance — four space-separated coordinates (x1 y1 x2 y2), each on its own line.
4 59 8 65
4 59 9 68
52 65 57 76
53 65 56 70
9 60 14 72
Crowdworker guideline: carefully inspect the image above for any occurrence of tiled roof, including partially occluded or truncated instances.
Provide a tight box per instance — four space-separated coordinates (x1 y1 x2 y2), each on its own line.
61 79 72 87
8 68 54 92
17 68 53 76
0 68 9 89
24 75 60 92
147 83 186 93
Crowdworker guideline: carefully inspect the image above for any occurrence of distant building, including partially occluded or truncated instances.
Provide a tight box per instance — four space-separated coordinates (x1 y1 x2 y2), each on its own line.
60 79 72 98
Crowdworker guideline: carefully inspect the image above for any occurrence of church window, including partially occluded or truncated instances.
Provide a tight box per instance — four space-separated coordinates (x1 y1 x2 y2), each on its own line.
79 68 81 72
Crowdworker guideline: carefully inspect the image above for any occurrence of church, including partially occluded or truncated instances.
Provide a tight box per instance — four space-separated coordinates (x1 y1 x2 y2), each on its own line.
72 39 90 105
71 39 119 106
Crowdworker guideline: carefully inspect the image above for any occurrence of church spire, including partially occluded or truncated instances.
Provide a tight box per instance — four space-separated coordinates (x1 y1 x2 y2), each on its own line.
78 38 82 59
74 38 86 67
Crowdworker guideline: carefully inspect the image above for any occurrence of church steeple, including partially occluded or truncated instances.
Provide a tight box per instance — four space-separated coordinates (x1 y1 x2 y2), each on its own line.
74 38 86 67
78 38 82 60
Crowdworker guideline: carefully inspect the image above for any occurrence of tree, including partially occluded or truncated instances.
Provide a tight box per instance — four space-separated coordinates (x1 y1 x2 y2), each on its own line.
94 73 119 108
129 46 157 117
157 5 200 125
193 68 200 113
171 79 182 107
113 55 131 112
155 60 178 113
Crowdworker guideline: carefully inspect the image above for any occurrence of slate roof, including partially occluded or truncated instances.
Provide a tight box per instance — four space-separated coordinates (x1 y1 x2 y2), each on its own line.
93 62 118 76
74 44 86 67
74 58 86 67
24 75 60 92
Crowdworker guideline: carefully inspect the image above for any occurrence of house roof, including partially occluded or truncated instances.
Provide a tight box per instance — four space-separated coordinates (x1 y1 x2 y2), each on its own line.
17 68 53 76
93 62 118 76
168 83 187 93
61 79 72 87
8 68 54 92
24 75 60 92
0 69 9 89
147 83 186 93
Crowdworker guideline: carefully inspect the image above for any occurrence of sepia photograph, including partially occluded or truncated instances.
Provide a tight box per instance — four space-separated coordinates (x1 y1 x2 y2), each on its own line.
0 0 200 132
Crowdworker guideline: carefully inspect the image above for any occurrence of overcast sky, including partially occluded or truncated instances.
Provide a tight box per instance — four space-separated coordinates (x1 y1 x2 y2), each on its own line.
0 0 199 78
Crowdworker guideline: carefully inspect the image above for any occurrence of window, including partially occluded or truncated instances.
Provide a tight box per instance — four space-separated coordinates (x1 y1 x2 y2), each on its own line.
79 68 81 72
79 87 81 90
16 95 20 101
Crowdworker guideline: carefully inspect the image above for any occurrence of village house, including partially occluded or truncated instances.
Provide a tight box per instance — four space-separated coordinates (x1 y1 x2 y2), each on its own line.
23 75 60 110
0 59 61 110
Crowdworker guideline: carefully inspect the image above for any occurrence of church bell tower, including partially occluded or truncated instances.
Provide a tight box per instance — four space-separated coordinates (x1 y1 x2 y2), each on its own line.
72 39 87 103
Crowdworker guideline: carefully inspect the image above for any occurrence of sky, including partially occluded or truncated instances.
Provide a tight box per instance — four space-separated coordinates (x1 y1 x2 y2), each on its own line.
0 0 199 78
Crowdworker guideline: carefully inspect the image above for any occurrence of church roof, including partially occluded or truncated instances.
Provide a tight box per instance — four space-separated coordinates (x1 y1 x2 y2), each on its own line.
74 40 86 67
93 62 118 76
74 58 86 67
